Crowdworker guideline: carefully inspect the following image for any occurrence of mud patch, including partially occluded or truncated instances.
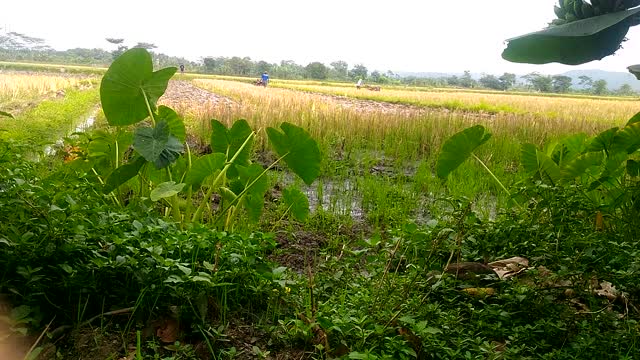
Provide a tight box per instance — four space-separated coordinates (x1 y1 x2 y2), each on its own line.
159 80 237 109
269 231 327 273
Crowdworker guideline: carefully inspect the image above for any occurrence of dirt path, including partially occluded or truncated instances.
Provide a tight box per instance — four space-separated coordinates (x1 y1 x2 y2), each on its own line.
159 80 237 108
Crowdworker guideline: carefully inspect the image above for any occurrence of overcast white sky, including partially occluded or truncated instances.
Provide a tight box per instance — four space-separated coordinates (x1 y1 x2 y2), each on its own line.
3 0 640 75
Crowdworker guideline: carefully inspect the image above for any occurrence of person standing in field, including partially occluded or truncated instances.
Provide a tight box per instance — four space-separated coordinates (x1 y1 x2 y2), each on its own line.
261 72 270 87
356 78 363 89
179 64 185 74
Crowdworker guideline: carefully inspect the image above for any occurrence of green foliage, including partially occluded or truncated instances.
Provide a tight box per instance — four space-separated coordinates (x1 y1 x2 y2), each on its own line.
266 122 322 185
100 48 176 126
184 153 226 188
103 156 146 194
0 89 99 146
436 125 492 179
503 7 640 65
282 187 310 221
150 181 185 201
157 106 186 142
521 143 562 185
133 121 184 169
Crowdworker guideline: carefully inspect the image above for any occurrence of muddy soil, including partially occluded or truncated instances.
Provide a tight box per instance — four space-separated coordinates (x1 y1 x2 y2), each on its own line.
159 80 237 109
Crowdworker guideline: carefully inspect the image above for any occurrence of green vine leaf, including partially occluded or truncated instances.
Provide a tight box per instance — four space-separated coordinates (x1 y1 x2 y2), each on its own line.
100 48 176 126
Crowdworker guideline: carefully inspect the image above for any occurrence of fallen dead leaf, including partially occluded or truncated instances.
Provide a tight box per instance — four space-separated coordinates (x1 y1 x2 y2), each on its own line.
488 257 529 280
156 318 180 343
595 281 618 301
462 287 496 298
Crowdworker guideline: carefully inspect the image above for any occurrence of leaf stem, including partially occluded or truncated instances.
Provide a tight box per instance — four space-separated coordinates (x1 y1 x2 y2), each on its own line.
471 153 522 209
213 151 290 226
141 89 156 126
191 132 256 223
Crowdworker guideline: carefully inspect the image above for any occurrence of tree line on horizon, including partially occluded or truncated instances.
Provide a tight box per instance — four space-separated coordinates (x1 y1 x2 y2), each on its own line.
0 31 636 96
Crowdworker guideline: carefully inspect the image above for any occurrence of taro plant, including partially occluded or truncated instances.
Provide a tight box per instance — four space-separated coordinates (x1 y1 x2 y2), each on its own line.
520 113 640 217
85 48 320 229
435 125 516 203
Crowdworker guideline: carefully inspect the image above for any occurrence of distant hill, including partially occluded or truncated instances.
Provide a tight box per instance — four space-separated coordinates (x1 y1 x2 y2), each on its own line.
396 69 640 91
559 69 640 91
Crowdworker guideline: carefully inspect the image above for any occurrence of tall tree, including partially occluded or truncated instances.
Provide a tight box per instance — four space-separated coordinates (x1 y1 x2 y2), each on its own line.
498 73 516 90
616 83 635 96
592 79 608 95
552 75 573 93
578 75 593 88
349 64 368 80
479 74 503 90
134 42 157 50
105 37 127 60
330 61 349 80
524 72 552 92
460 70 476 88
305 62 329 80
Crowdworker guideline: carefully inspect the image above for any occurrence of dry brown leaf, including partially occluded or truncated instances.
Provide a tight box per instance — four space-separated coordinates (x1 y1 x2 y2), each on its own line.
488 257 529 280
595 211 604 231
156 318 180 343
462 287 496 298
595 281 618 301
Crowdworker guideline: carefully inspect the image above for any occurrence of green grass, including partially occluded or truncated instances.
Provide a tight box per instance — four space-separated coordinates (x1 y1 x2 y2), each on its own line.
0 88 100 146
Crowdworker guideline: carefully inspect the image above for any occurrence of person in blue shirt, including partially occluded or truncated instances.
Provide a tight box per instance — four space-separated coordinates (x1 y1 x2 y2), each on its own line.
261 72 270 87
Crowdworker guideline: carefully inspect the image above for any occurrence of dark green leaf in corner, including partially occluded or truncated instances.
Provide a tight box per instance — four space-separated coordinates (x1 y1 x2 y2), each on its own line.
266 123 321 185
436 125 492 179
100 48 177 126
0 110 14 119
502 8 640 65
283 187 310 221
628 65 640 80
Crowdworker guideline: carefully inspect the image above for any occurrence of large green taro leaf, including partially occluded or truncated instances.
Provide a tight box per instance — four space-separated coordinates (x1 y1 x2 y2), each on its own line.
237 163 269 222
157 106 186 142
211 119 253 177
150 181 186 201
283 187 310 222
184 153 226 188
103 156 147 194
436 125 491 179
521 143 562 185
100 48 176 126
502 8 640 65
266 123 321 185
133 121 183 169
